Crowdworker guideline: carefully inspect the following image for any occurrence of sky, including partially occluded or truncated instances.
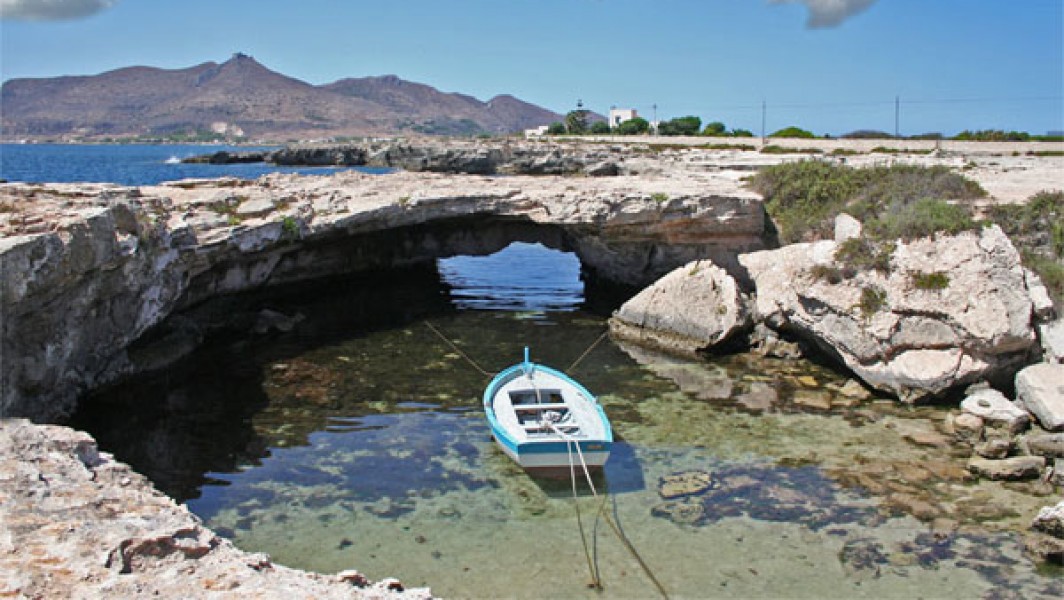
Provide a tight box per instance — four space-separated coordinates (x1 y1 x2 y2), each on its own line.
1 0 1062 136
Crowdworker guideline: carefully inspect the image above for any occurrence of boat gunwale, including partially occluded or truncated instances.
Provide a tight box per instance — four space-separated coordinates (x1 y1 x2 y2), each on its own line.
483 361 613 456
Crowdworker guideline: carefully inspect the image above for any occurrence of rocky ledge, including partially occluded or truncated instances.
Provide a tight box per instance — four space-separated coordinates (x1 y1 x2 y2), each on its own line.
0 419 430 598
0 169 764 422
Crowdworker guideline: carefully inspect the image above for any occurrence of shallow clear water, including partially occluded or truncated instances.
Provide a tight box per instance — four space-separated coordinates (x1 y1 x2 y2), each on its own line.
74 243 1062 599
0 143 389 186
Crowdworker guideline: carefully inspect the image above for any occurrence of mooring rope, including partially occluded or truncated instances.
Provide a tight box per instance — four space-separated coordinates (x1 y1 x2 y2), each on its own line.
565 330 609 375
424 321 494 378
547 417 670 599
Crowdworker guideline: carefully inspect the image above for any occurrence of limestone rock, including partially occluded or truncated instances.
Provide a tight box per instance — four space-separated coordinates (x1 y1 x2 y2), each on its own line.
834 212 862 242
0 419 431 599
1024 532 1064 564
1025 268 1056 321
967 455 1046 481
659 470 717 499
974 438 1012 459
1015 363 1064 431
739 226 1037 402
1039 318 1064 363
945 411 984 444
1023 433 1064 458
0 170 766 422
1032 501 1064 538
609 260 751 355
960 387 1029 434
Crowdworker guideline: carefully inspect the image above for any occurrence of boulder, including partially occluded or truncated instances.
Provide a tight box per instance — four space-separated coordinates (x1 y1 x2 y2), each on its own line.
945 411 984 444
1025 268 1056 321
967 455 1045 481
834 212 862 242
1039 318 1064 363
739 226 1037 402
959 387 1029 434
1015 363 1064 431
1032 501 1064 538
1022 433 1064 458
609 260 750 355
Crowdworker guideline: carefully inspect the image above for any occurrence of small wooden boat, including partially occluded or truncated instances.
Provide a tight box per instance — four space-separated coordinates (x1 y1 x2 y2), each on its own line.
484 348 612 475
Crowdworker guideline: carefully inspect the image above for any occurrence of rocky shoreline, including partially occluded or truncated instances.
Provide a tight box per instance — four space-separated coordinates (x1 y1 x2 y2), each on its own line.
2 141 1063 595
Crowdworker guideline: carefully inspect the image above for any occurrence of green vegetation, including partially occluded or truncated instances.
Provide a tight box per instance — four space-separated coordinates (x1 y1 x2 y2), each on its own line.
858 286 888 318
836 237 895 273
985 190 1064 306
281 216 300 239
615 117 650 135
564 109 590 135
770 126 816 139
760 145 822 155
910 270 950 290
589 121 611 135
650 192 670 204
702 121 727 136
841 130 894 140
750 161 986 243
546 122 567 135
657 116 702 136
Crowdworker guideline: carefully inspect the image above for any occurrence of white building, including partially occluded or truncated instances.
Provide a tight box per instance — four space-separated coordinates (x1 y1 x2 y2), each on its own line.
524 125 549 138
609 108 639 129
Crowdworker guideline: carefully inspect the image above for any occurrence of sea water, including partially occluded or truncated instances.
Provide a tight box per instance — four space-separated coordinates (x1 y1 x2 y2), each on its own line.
0 143 388 185
72 241 1063 599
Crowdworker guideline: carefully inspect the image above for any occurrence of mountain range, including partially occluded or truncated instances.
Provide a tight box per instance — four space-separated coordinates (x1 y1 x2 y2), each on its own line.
0 53 563 141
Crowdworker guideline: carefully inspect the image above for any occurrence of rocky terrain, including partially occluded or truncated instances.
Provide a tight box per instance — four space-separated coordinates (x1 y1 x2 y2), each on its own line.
1 140 1062 596
0 54 562 140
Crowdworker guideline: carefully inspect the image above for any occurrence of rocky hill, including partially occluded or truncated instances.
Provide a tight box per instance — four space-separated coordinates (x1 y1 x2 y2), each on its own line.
0 53 562 140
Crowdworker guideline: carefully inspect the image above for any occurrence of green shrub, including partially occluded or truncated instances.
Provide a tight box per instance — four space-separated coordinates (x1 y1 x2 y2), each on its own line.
865 198 977 241
615 117 650 135
910 270 950 290
589 121 611 135
760 145 822 155
858 286 888 318
658 116 702 136
771 126 816 139
750 161 985 244
650 192 669 203
281 216 300 239
836 237 895 272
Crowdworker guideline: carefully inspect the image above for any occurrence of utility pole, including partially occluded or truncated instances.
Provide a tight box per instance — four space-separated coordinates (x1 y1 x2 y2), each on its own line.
761 99 767 143
652 103 658 135
895 96 900 138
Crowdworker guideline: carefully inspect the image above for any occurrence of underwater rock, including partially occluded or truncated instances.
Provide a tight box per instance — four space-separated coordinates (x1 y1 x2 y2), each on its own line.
659 470 717 499
974 437 1012 459
838 538 888 579
945 411 984 444
735 382 778 413
650 498 706 525
1022 433 1064 458
961 387 1029 434
967 455 1046 481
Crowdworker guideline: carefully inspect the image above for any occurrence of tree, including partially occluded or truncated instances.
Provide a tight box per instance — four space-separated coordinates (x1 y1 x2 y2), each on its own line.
615 117 650 135
589 121 611 135
565 110 589 135
658 116 702 136
546 122 566 135
731 128 754 137
702 121 727 136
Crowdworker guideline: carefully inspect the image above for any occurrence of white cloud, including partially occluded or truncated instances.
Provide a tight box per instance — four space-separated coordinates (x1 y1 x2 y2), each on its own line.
771 0 878 28
0 0 119 21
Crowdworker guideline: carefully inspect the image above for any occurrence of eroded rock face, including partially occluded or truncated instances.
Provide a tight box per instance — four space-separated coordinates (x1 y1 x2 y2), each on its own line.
739 226 1038 402
0 170 766 421
608 259 750 355
0 419 428 599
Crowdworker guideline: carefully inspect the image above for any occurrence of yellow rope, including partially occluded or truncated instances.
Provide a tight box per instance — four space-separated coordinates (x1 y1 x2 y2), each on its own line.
424 321 493 378
566 330 609 375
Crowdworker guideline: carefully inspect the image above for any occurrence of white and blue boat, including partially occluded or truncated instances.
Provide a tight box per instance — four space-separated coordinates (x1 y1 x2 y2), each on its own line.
484 348 612 475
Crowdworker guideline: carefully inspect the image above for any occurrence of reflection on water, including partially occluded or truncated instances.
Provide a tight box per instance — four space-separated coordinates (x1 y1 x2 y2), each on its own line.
72 244 1062 599
438 242 584 311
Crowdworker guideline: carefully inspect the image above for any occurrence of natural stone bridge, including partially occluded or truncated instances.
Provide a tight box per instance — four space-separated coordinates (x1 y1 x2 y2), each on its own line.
0 169 767 422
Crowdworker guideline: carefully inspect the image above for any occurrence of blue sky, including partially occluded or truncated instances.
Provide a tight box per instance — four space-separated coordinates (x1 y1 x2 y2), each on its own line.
2 0 1062 136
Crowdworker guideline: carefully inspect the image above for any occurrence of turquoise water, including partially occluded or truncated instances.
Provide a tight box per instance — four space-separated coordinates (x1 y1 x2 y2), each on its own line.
73 243 1062 598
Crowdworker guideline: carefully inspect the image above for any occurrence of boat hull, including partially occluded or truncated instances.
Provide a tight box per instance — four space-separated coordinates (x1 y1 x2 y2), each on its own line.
484 358 612 474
